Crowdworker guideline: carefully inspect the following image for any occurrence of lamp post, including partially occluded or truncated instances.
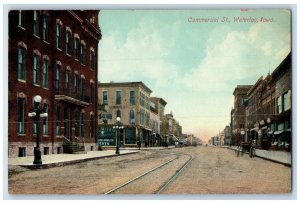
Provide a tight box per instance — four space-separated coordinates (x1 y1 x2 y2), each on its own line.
28 95 48 165
113 117 123 154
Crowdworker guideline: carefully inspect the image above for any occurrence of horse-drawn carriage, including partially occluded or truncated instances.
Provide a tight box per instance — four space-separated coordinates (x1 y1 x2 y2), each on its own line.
236 141 256 158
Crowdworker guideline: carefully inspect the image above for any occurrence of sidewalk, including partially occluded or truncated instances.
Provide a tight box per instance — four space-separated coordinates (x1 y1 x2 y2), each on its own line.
8 146 175 169
227 146 291 166
8 150 138 169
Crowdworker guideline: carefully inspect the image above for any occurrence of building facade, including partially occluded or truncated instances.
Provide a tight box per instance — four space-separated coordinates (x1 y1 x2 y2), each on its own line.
224 125 232 146
231 85 252 146
9 10 101 157
97 82 153 148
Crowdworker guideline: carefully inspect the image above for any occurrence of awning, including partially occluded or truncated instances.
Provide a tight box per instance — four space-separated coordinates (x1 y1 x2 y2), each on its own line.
250 127 259 131
268 131 274 135
155 134 163 140
274 130 284 135
261 126 268 130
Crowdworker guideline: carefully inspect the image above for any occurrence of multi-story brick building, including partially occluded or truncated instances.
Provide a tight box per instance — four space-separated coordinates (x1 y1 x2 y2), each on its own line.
150 97 167 144
97 82 153 148
8 10 101 157
231 85 252 145
272 53 291 151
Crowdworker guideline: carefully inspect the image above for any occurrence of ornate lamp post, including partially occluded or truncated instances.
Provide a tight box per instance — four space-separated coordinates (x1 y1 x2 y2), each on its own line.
28 95 48 165
113 117 123 155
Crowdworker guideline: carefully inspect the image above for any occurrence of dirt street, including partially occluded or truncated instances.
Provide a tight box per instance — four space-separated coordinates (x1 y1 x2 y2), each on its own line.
8 146 291 195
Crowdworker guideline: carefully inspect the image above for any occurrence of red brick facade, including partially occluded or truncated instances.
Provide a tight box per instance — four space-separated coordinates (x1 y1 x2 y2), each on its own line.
8 10 101 157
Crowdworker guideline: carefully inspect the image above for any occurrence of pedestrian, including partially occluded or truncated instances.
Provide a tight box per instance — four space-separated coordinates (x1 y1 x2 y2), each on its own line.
137 140 141 150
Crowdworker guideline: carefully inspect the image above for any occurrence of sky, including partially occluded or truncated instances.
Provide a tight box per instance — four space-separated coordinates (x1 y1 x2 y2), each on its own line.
97 9 291 142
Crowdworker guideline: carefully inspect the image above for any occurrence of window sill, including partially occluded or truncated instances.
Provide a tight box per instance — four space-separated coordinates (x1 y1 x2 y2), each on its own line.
43 135 49 137
17 134 26 136
33 34 40 39
57 47 63 52
18 25 26 31
42 87 49 90
42 40 50 45
17 79 26 83
33 84 40 87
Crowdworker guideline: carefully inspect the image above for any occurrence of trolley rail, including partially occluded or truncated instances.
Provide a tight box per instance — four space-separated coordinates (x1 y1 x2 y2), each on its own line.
104 153 193 194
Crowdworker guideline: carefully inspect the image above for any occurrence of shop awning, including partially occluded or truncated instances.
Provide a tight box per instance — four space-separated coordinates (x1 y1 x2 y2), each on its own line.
274 130 284 135
261 126 268 130
250 127 259 131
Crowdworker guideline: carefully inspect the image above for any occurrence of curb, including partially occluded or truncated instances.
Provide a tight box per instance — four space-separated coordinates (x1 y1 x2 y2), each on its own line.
227 147 291 167
17 151 139 169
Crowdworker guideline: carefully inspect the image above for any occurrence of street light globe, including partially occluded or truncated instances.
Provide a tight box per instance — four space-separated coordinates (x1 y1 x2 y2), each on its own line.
116 117 121 122
34 95 42 103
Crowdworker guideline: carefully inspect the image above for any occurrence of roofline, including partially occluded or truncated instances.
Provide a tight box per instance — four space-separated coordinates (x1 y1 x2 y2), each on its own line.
99 81 152 93
233 85 252 95
247 76 263 96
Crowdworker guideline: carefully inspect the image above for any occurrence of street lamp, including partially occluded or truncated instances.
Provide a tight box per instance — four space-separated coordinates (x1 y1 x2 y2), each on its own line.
28 95 48 165
113 117 123 154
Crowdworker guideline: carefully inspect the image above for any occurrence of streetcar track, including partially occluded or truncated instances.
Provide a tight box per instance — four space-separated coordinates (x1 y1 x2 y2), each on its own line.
104 153 193 195
155 154 193 194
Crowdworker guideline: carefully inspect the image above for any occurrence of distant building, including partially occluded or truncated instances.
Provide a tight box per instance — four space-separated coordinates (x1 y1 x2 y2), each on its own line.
231 85 252 146
8 10 101 157
224 126 232 146
97 82 153 147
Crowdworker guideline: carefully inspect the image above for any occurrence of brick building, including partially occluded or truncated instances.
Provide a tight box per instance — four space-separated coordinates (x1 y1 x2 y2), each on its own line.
231 85 252 146
8 10 101 157
272 53 291 151
97 82 153 147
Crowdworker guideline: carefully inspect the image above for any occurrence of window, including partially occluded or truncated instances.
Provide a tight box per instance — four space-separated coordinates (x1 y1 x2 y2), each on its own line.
74 37 79 59
18 147 26 157
66 30 71 55
80 112 85 137
130 110 135 124
56 23 62 49
44 147 49 155
42 58 49 88
18 47 26 80
55 64 61 91
103 91 108 105
74 74 79 98
80 42 86 65
33 11 39 36
283 91 291 112
56 106 61 136
42 15 49 42
90 49 94 70
42 103 48 135
74 111 80 137
276 96 282 114
18 10 24 27
80 77 85 101
116 91 121 105
90 114 94 138
66 70 71 96
90 82 94 103
17 97 25 134
130 91 135 105
89 16 95 24
33 54 39 85
116 110 121 118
